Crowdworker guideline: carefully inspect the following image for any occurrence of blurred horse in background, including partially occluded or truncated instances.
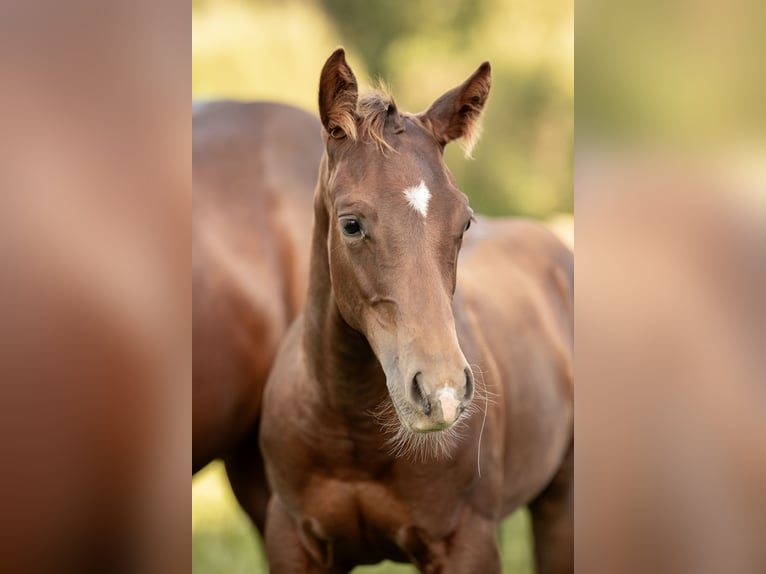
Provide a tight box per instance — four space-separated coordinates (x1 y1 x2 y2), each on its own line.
259 49 574 573
193 101 322 529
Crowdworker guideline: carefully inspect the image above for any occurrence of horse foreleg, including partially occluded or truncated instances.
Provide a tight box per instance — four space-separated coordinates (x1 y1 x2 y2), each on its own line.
529 439 574 574
224 423 271 533
264 496 346 574
438 510 501 574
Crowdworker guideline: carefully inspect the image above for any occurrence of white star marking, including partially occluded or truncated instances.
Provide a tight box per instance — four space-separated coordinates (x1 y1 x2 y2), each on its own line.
403 180 431 218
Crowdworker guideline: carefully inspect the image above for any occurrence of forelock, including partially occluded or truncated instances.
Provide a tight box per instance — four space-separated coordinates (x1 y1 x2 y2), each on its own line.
356 86 397 152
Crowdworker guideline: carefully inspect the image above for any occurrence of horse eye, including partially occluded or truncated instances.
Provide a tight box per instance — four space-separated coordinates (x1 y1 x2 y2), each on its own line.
463 211 476 234
341 218 362 237
329 126 345 140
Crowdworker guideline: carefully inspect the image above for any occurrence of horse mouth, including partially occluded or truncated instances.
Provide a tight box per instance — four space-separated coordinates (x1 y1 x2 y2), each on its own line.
392 394 464 434
370 395 468 461
409 420 455 433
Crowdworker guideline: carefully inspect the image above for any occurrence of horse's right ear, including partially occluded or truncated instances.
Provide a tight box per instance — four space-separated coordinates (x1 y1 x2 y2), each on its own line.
318 48 358 141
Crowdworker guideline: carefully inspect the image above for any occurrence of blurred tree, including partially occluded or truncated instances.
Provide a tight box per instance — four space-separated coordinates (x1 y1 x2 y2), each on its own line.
318 0 486 78
576 0 766 144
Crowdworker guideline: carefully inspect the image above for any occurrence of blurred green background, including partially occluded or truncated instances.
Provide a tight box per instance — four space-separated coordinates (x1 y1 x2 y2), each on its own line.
193 1 571 571
192 0 573 219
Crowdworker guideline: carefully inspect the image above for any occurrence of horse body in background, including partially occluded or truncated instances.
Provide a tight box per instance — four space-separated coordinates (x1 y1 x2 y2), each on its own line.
260 50 574 573
193 101 322 527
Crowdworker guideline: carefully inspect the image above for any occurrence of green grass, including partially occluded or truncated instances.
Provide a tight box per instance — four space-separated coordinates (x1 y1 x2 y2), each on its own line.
193 462 534 573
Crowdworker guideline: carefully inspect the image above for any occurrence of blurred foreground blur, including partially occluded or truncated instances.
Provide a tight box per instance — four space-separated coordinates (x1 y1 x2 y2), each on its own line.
576 0 766 568
0 1 188 572
575 155 766 573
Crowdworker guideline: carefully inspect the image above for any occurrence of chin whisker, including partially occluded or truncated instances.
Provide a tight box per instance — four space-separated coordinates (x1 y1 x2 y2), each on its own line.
367 396 472 462
365 363 496 464
468 362 494 478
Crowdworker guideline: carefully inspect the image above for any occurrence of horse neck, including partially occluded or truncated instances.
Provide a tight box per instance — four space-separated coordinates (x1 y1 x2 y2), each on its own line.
302 173 389 420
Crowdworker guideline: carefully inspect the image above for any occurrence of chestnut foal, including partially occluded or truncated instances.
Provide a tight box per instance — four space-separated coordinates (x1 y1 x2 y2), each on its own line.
259 50 574 573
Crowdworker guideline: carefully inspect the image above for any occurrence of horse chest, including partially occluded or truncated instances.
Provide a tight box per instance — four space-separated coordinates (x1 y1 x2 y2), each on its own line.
296 475 461 561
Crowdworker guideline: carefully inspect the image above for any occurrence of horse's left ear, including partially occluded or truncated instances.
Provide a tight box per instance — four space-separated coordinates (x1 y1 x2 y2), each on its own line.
420 62 491 157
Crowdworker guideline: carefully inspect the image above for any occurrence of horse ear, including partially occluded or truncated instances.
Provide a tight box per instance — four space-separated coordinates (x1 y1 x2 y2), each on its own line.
421 62 491 157
318 48 358 141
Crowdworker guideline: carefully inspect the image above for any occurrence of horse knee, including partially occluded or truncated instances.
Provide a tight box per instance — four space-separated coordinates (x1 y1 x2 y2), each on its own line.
265 498 337 574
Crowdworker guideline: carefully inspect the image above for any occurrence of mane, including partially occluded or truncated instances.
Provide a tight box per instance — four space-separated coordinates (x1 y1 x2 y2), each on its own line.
353 83 482 158
355 84 397 152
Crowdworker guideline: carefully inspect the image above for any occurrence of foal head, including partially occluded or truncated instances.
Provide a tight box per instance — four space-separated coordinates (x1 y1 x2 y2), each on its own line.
316 49 491 445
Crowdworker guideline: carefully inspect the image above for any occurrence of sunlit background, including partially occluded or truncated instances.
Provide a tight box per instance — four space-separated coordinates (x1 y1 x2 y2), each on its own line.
192 0 572 572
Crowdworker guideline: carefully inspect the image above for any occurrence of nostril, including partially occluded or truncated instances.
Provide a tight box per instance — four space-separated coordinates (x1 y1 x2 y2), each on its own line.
464 366 474 401
410 372 431 415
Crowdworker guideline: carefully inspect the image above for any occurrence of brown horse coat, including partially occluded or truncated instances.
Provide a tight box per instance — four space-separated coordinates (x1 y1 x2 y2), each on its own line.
192 101 322 525
260 50 574 573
